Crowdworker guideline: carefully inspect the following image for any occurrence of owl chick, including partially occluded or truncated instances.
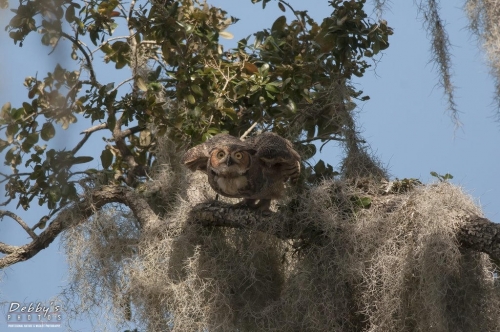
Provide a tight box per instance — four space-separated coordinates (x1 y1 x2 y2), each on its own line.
182 132 301 211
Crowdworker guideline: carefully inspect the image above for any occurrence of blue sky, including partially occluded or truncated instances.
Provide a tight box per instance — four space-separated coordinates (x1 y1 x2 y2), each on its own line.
1 1 499 331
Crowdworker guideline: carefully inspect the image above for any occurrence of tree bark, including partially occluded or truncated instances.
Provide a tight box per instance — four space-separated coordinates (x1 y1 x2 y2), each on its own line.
457 215 500 264
1 188 499 270
0 186 158 269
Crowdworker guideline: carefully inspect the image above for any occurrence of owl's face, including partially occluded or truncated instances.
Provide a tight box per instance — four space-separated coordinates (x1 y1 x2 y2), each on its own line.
208 147 253 177
207 147 254 197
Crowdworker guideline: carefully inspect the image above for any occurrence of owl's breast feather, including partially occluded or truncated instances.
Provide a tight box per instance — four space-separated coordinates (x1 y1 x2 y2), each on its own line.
215 175 248 196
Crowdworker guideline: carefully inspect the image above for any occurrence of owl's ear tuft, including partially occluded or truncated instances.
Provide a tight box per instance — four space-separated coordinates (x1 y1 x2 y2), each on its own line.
182 149 209 172
185 159 209 172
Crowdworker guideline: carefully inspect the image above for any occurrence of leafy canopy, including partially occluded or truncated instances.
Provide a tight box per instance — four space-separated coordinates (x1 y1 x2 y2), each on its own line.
0 0 391 220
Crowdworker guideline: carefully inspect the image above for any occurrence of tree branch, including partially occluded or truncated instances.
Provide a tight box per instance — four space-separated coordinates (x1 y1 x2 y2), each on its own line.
0 210 38 240
0 242 19 254
0 186 159 270
457 215 500 264
278 1 307 31
294 135 365 144
60 32 99 87
2 186 499 271
240 122 258 140
115 125 145 140
189 202 323 241
110 77 135 94
191 202 500 262
71 123 108 155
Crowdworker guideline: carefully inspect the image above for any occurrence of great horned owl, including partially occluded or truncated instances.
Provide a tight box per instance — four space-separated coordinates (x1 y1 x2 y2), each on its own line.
182 132 301 210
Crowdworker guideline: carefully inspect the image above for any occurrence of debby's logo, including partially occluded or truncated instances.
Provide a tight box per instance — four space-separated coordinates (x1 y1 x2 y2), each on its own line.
5 301 63 328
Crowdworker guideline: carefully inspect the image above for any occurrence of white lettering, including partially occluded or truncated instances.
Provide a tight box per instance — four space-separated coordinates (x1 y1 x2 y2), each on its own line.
9 302 20 312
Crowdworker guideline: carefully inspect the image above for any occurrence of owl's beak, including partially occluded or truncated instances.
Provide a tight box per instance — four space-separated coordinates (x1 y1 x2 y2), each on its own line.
226 157 234 166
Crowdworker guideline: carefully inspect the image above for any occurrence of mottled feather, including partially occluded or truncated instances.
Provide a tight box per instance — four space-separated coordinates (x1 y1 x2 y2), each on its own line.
182 132 301 210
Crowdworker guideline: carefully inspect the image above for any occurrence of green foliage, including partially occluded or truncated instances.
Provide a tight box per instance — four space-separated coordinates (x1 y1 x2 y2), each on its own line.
350 195 372 209
430 171 454 182
0 0 392 212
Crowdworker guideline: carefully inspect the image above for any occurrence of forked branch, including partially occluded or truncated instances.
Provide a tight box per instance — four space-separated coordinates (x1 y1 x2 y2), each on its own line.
0 186 159 269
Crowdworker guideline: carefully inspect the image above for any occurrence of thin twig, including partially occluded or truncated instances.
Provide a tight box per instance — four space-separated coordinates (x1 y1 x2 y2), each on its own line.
295 135 364 144
72 123 108 155
61 32 99 86
0 210 38 240
91 36 129 55
110 77 135 94
206 56 238 101
0 172 32 184
240 122 258 140
0 198 12 207
81 123 108 135
278 0 307 32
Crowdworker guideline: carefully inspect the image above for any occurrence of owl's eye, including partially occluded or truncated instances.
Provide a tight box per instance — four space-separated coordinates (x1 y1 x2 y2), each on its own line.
234 152 243 160
216 151 226 159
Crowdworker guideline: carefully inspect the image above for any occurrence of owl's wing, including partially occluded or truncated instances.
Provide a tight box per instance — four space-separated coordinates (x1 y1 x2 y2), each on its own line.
181 134 244 172
250 132 301 182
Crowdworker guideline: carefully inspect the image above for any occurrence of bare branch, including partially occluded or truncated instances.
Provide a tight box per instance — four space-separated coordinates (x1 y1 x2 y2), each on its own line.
0 210 38 240
72 123 108 155
81 123 108 135
0 198 12 207
189 202 324 242
110 77 135 94
1 182 500 274
294 135 365 144
240 122 258 140
0 172 32 185
0 185 159 270
0 242 19 254
278 1 307 32
61 32 100 87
